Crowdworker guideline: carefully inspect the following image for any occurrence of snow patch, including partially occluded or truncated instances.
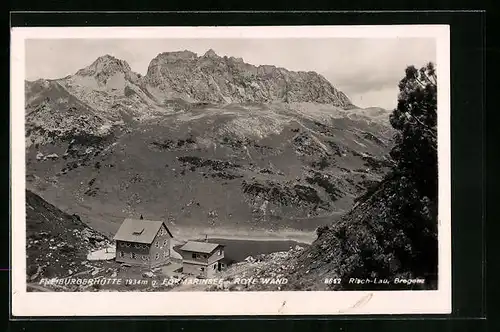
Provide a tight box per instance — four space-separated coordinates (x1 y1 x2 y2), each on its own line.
352 139 367 148
220 115 289 139
87 246 116 261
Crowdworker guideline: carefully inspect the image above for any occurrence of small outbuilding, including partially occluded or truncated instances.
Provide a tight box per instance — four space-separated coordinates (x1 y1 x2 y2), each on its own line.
178 241 225 278
113 218 174 269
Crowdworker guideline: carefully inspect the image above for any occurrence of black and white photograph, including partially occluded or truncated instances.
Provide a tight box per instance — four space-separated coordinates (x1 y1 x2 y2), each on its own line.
11 25 451 316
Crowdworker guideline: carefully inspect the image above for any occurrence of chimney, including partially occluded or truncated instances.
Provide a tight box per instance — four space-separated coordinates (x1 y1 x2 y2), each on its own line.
205 234 208 242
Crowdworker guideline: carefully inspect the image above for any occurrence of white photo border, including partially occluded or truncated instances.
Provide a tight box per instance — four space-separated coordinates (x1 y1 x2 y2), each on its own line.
10 25 451 316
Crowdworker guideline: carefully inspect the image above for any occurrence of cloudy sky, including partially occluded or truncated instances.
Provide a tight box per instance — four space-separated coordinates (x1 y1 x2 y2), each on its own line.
25 38 436 109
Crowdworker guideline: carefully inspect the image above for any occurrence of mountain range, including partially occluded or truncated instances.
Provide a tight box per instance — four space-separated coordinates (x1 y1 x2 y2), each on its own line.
25 49 394 238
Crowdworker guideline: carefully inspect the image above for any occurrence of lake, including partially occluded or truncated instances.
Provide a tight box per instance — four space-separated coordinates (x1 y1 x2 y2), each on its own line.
174 237 309 266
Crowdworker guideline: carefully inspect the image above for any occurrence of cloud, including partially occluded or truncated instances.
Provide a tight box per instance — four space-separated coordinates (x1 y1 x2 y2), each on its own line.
25 38 436 109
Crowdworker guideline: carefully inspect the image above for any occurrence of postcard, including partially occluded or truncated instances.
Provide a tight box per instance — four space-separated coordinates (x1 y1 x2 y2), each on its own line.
11 24 451 316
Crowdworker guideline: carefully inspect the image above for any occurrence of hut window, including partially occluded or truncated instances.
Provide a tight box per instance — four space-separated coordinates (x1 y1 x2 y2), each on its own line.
155 253 160 260
125 242 131 247
163 239 168 246
131 252 137 259
200 267 205 272
119 251 124 258
218 249 222 255
163 251 168 258
155 241 159 248
142 255 148 261
192 253 197 259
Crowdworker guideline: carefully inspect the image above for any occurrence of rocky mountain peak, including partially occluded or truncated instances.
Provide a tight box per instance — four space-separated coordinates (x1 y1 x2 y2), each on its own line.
75 54 132 78
51 50 356 114
142 49 355 107
154 50 198 62
229 56 244 63
203 49 219 58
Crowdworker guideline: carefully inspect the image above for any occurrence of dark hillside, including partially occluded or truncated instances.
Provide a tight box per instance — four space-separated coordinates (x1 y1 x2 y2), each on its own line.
26 190 111 283
281 171 437 291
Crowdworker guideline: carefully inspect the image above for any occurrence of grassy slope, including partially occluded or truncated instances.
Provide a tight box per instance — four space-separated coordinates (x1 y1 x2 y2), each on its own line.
26 98 394 238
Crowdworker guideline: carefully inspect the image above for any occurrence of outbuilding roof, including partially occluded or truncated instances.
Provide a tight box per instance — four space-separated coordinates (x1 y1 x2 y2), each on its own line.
113 218 173 244
178 241 223 254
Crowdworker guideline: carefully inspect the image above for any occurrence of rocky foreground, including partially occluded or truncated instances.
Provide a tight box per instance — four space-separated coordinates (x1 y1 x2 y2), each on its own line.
205 246 306 292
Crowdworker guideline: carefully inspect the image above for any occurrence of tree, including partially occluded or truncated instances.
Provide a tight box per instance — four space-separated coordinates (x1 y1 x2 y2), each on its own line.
389 62 438 200
286 63 440 291
387 62 438 283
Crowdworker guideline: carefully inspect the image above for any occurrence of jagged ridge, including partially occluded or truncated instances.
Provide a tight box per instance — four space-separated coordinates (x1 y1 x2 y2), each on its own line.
143 49 355 107
26 50 357 125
